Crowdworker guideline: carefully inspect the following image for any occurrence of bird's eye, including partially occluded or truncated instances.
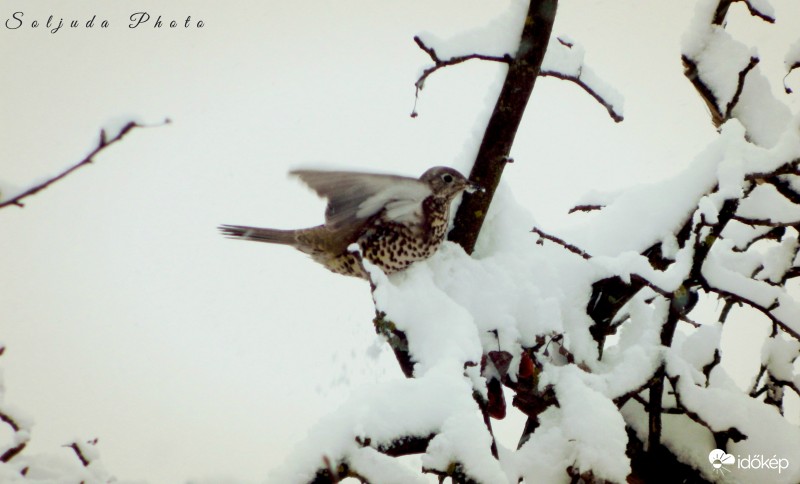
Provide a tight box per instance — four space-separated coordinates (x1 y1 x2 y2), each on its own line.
442 174 454 183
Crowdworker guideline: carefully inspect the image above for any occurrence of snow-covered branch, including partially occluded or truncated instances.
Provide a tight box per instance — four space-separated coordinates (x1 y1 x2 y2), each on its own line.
411 35 512 117
784 37 800 93
0 346 30 465
412 32 625 124
447 0 558 254
1 346 115 480
714 0 776 24
540 37 624 122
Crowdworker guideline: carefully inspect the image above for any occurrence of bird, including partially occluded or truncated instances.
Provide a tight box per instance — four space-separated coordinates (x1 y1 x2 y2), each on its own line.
219 166 477 278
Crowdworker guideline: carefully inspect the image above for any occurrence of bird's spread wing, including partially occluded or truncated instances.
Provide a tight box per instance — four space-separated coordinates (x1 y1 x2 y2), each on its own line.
291 170 432 230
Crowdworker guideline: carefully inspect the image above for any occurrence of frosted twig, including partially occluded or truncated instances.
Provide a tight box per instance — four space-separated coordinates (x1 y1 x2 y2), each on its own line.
411 35 512 117
713 0 775 25
372 311 414 378
773 376 800 399
667 374 748 444
707 285 800 341
768 175 800 204
784 267 800 282
682 55 759 128
424 463 481 483
741 0 776 23
0 119 170 210
448 0 557 254
375 434 435 457
541 69 624 122
726 56 759 118
613 377 657 409
731 215 800 227
746 162 800 183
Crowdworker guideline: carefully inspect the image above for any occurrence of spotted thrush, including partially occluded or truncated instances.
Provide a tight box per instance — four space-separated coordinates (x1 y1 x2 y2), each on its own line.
219 166 476 278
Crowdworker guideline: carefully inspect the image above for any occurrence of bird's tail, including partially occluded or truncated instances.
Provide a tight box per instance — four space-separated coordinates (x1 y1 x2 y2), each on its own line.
218 224 297 246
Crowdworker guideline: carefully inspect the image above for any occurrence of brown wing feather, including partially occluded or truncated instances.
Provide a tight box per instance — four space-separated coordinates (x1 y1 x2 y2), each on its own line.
290 169 431 230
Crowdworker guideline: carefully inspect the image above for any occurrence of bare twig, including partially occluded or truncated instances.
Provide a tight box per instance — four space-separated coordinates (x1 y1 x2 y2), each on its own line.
531 226 591 259
679 314 701 328
0 411 20 433
784 64 799 94
64 441 94 467
0 119 170 210
568 204 604 214
0 412 26 463
0 442 26 464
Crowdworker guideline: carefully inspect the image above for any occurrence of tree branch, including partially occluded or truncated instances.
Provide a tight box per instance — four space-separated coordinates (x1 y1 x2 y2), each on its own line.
667 375 748 446
531 226 591 259
0 409 26 463
448 0 559 254
541 69 624 122
0 119 170 210
726 56 759 118
732 214 800 227
706 285 800 341
568 204 604 214
412 36 512 117
64 440 97 467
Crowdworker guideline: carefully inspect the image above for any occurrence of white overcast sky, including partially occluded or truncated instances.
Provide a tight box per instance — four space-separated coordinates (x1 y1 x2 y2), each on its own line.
1 0 799 482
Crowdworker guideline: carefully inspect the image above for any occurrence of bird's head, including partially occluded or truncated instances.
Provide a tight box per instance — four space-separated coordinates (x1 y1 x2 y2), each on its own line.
421 166 480 199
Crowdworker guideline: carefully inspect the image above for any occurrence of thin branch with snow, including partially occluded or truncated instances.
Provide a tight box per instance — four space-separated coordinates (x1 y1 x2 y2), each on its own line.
540 37 625 122
448 0 558 254
0 119 170 210
411 35 512 118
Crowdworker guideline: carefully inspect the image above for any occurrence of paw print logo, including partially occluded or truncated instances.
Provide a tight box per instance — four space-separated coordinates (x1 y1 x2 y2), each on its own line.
709 449 735 475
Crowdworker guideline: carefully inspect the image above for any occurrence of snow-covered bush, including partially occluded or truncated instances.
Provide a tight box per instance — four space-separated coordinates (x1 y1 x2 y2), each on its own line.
272 1 800 482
